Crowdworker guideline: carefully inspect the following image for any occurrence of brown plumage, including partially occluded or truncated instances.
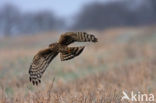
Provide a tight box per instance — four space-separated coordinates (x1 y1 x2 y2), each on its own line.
29 32 98 85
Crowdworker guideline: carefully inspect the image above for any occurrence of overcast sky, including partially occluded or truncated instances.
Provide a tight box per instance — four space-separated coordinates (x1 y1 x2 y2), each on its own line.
0 0 110 18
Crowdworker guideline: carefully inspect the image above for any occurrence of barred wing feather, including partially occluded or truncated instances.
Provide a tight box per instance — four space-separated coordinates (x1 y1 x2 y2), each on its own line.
29 48 58 85
59 32 98 45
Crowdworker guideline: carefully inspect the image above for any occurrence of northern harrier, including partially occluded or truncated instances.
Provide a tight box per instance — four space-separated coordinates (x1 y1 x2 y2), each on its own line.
29 32 98 85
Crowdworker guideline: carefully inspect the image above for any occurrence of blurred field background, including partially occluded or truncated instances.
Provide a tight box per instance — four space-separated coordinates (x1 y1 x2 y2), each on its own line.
0 0 156 103
0 27 156 103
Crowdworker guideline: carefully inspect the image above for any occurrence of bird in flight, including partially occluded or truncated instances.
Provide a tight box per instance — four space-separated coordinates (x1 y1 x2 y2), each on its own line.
29 32 98 85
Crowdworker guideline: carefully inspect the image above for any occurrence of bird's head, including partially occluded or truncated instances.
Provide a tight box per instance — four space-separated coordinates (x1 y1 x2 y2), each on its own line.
49 42 58 49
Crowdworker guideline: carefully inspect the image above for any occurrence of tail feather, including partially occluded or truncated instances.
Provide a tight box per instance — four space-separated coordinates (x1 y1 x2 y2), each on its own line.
60 46 85 61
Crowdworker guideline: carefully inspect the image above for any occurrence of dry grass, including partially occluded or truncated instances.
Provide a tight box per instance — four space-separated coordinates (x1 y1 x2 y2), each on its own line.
0 27 156 103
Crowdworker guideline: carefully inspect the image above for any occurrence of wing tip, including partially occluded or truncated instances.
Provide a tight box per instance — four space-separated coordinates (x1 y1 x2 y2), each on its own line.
77 46 85 56
93 37 98 42
91 35 98 43
29 76 41 86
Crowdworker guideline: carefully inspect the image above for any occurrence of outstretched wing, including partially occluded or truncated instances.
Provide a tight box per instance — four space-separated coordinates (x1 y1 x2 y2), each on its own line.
58 32 98 45
29 48 58 85
60 46 85 61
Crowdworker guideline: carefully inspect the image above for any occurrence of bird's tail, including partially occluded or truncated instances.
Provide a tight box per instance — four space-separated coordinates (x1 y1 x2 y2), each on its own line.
60 46 85 61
